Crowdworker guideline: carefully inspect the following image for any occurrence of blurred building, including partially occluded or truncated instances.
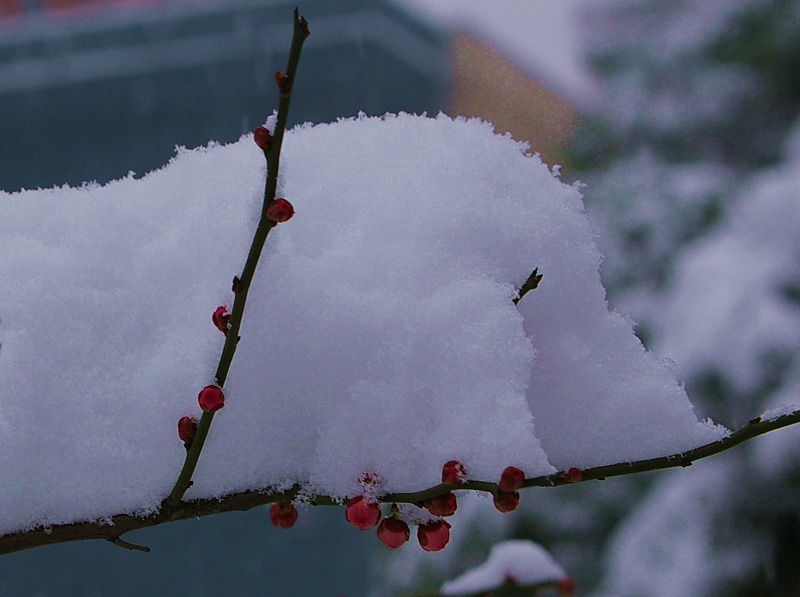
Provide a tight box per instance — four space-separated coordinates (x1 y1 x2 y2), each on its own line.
449 33 579 169
390 1 591 171
0 0 447 190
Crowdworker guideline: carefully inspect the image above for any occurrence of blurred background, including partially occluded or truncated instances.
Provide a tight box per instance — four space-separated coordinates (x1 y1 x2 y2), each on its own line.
2 0 800 595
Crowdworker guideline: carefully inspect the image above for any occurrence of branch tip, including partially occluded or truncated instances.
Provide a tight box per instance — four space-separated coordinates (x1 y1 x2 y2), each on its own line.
513 268 543 305
108 536 150 553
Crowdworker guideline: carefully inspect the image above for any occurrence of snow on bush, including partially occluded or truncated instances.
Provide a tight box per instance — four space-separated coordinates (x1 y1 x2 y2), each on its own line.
0 113 727 534
441 539 569 594
654 121 800 394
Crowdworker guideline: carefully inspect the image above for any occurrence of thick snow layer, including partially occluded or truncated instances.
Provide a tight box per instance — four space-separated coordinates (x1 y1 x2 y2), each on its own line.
441 540 565 594
0 113 725 534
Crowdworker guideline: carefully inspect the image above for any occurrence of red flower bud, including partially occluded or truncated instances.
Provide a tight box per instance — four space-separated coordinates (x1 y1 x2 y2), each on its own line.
269 501 299 529
198 385 225 413
266 198 295 223
274 71 290 93
441 460 466 485
345 496 381 530
253 125 272 151
417 519 451 552
567 467 584 483
376 517 410 549
357 470 382 487
424 492 457 517
177 416 197 446
212 306 230 335
498 466 525 493
493 490 520 513
556 576 577 596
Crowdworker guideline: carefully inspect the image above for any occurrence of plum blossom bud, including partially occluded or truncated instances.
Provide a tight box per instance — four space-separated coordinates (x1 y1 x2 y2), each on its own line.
266 198 294 223
269 502 299 529
417 519 451 552
441 460 466 485
253 125 272 151
566 467 584 483
376 517 410 549
177 416 197 446
493 490 520 513
212 306 230 335
198 385 225 413
345 496 381 530
274 71 290 93
499 466 525 493
424 492 457 517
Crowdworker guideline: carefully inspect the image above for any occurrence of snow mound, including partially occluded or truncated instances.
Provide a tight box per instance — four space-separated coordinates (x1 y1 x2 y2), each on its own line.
441 539 566 594
0 113 726 534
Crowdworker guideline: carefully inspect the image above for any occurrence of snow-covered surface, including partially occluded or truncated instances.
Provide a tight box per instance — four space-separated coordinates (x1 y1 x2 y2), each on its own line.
441 540 566 594
0 113 726 535
391 0 596 105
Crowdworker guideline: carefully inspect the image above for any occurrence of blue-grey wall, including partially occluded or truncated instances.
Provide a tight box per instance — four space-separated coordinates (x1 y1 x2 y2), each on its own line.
0 0 447 191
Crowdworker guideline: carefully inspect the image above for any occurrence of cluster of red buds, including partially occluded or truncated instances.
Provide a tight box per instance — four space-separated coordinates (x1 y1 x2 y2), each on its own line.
253 124 295 224
339 461 468 551
174 385 225 449
494 465 525 514
177 122 297 445
343 496 453 552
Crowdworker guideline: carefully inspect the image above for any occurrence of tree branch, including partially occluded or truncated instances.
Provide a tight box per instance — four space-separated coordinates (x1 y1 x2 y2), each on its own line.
163 8 310 508
3 407 798 556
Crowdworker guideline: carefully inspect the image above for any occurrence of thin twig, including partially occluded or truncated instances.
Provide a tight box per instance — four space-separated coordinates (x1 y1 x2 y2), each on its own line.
4 407 798 556
163 9 310 508
108 536 151 553
513 268 542 305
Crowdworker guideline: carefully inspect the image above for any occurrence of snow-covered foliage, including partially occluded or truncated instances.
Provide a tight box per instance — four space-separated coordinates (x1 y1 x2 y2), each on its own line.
592 119 800 596
569 1 800 594
653 123 800 399
0 113 725 537
579 0 800 323
441 540 568 594
591 457 763 597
